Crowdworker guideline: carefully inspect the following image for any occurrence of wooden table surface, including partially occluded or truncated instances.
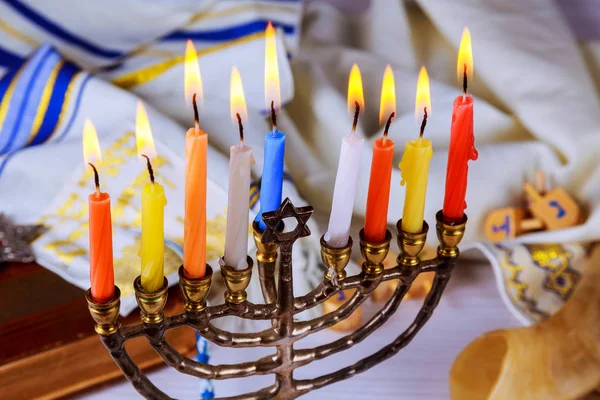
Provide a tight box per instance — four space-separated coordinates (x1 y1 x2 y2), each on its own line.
0 262 196 400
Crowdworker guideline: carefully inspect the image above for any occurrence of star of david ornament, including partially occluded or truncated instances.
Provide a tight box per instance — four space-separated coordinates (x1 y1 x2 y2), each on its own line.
0 214 45 264
261 198 313 245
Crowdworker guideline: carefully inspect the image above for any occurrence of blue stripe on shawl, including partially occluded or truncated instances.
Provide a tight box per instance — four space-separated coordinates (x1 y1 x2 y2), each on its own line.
3 0 124 58
162 19 295 41
30 61 79 146
0 45 54 155
0 46 25 69
54 73 91 143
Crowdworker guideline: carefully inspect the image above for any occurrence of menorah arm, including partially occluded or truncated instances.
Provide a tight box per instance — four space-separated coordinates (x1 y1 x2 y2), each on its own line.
99 331 172 399
204 301 278 321
200 323 282 347
293 265 453 396
291 282 372 340
149 339 282 379
291 268 415 368
293 266 406 313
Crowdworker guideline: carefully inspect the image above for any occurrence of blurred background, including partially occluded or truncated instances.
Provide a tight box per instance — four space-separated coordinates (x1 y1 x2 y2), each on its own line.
0 0 599 399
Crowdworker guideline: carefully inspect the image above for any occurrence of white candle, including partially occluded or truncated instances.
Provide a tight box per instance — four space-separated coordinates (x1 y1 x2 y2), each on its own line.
324 132 364 248
223 142 253 270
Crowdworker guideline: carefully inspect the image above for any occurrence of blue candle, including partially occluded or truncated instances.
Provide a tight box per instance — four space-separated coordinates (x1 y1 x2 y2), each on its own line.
256 129 285 231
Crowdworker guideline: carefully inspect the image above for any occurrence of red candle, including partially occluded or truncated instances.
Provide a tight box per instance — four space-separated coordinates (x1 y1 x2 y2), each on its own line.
443 28 478 221
83 120 114 302
364 65 396 242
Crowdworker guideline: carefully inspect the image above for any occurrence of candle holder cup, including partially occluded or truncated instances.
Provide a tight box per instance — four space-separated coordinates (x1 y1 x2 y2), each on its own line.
359 228 392 276
86 197 466 399
134 276 169 324
320 235 353 282
178 265 213 313
220 257 253 304
85 286 121 335
396 220 429 268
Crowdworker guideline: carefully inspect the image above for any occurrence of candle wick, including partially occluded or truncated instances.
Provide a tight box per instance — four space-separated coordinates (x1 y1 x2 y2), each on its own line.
89 162 101 193
382 112 395 145
192 93 200 131
419 107 428 138
270 100 277 133
383 112 395 143
141 154 155 184
462 63 468 95
236 112 244 146
351 101 360 133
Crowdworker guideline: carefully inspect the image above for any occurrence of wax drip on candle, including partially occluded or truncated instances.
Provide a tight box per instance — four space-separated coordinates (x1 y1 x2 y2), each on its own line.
270 100 277 134
351 101 360 132
419 107 428 138
88 163 101 194
141 154 155 184
382 112 395 145
192 93 200 131
236 112 244 145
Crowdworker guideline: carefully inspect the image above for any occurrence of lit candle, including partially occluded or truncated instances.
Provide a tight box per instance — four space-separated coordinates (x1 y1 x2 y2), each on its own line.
136 102 167 293
324 64 365 248
183 39 208 278
364 65 396 243
399 67 433 233
255 21 285 232
443 27 478 221
83 119 114 302
223 67 253 270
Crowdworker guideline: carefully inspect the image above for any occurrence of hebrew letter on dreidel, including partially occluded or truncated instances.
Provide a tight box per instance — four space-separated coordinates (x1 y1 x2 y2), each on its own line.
485 207 544 242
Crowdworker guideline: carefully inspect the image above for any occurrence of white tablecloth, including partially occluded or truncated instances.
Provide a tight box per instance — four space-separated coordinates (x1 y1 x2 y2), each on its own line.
76 261 520 399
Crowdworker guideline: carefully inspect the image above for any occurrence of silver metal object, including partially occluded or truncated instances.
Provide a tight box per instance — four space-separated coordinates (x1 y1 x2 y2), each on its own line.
0 213 44 264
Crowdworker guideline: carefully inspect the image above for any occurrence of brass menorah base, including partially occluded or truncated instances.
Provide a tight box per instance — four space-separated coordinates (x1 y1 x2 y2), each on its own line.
86 199 467 399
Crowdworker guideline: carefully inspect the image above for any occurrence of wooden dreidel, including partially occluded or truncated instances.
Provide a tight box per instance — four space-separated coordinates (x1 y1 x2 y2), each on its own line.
485 207 544 242
324 289 362 332
524 183 580 230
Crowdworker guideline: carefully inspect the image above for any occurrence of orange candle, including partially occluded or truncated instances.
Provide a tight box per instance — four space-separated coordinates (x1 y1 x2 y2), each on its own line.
183 40 207 277
364 66 396 242
89 190 114 301
364 136 395 242
184 123 207 277
83 119 114 302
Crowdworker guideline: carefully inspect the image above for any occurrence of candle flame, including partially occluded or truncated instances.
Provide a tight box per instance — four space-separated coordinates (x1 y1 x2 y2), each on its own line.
457 27 473 87
184 39 203 107
347 64 365 114
82 119 102 166
230 66 248 124
379 65 396 126
264 21 280 112
135 101 156 159
415 66 431 122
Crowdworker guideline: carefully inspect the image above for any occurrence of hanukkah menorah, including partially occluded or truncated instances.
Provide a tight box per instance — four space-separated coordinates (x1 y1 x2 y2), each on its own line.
86 198 467 399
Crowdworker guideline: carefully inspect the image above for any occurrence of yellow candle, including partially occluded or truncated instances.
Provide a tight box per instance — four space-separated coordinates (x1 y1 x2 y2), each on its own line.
399 137 433 233
135 101 167 292
141 181 167 292
400 66 433 234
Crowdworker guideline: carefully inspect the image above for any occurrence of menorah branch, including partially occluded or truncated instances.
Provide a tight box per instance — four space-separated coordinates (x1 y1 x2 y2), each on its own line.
87 199 467 399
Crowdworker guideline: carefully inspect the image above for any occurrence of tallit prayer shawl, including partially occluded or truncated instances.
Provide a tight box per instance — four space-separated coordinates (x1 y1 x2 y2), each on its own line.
0 0 599 327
